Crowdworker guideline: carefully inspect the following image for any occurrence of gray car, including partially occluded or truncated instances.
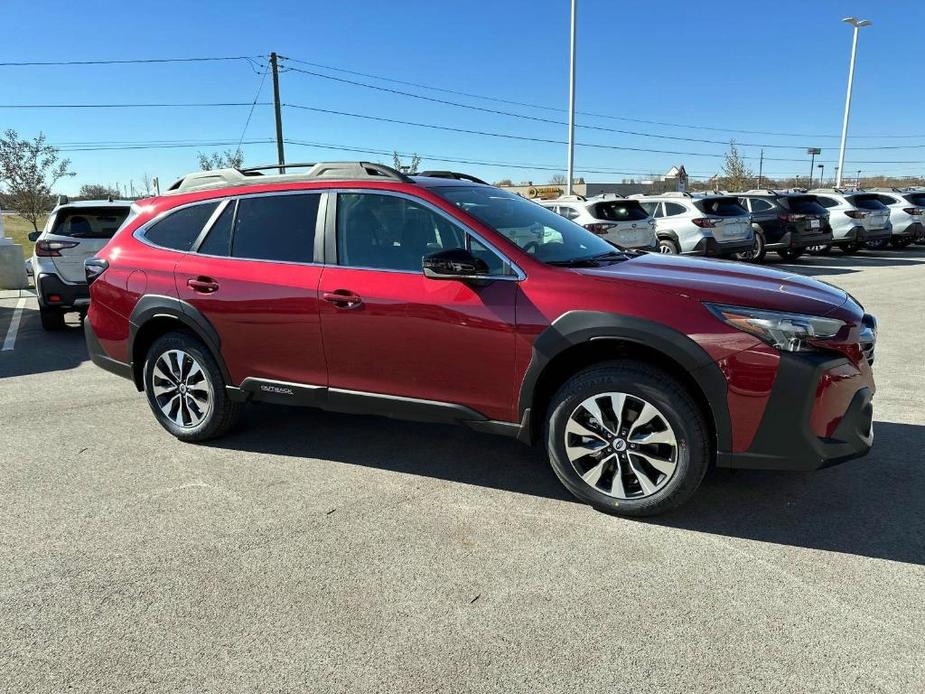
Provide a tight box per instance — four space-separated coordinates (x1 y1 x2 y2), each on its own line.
807 189 892 254
537 195 658 251
865 188 925 249
629 192 753 257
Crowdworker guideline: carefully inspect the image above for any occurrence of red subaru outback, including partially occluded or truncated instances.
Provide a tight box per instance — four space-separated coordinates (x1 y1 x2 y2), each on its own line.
84 163 877 516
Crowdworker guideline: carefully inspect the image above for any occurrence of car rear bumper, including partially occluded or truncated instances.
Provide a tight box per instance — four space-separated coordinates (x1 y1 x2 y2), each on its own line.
36 272 89 310
689 237 753 257
765 229 835 250
861 226 892 243
84 319 133 381
832 227 862 245
892 221 924 239
717 352 874 472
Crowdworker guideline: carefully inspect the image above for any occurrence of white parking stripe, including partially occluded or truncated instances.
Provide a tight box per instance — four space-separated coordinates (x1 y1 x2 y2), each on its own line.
1 297 27 351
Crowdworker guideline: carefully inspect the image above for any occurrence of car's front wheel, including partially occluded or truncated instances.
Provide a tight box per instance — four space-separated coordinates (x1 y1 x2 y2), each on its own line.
777 248 804 261
545 361 710 517
143 331 241 442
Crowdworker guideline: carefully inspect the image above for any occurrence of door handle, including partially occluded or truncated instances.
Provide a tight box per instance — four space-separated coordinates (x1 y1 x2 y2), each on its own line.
322 290 363 308
187 277 220 294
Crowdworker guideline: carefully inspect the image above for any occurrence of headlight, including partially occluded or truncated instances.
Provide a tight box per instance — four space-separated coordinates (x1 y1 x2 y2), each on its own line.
705 303 845 352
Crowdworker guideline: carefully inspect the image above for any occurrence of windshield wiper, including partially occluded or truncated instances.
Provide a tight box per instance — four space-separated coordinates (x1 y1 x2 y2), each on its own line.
546 250 626 267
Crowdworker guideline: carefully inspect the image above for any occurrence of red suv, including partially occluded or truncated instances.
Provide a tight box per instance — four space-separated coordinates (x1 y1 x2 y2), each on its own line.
84 162 877 516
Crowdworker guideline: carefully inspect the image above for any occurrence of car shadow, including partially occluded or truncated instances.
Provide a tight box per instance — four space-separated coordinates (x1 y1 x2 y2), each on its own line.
0 305 88 379
210 408 924 566
766 246 925 276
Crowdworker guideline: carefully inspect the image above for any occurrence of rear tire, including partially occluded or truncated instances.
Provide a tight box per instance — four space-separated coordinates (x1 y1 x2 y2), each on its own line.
891 238 913 249
841 241 862 254
143 331 241 442
545 361 710 517
736 230 765 263
658 238 680 255
777 248 804 261
865 238 889 251
40 307 65 331
806 244 832 255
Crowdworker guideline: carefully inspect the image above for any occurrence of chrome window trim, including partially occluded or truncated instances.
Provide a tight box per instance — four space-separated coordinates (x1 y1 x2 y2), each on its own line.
329 188 526 281
133 198 223 254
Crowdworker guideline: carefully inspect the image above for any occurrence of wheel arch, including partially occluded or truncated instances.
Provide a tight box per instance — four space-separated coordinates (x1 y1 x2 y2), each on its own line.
518 311 731 453
128 295 231 391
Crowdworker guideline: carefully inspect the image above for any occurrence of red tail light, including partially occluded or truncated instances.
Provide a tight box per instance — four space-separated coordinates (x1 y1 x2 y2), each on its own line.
583 223 616 235
35 240 80 256
903 207 924 215
778 213 807 223
691 218 720 228
845 210 868 220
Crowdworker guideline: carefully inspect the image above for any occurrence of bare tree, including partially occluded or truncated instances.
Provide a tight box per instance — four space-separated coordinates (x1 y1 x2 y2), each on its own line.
197 149 244 171
392 151 422 174
719 140 754 192
141 172 152 195
494 178 513 186
549 174 567 185
0 130 73 231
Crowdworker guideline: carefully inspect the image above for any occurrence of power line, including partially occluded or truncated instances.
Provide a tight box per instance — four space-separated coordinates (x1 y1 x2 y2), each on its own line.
237 63 270 152
283 56 925 141
282 102 925 166
0 56 261 67
0 102 271 109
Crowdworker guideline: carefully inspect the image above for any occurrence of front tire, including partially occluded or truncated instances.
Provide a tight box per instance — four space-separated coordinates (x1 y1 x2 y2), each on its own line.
777 248 804 261
143 331 241 442
545 361 710 517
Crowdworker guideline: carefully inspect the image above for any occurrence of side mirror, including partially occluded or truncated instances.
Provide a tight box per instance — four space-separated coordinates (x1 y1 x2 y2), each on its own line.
422 248 490 280
28 231 41 242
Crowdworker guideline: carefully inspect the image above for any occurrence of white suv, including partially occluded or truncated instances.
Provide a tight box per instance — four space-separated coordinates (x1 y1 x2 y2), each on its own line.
807 189 892 254
30 198 132 330
628 192 753 256
865 188 925 248
537 195 658 251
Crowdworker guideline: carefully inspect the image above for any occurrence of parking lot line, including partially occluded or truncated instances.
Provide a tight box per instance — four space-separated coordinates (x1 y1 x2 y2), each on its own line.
1 297 27 351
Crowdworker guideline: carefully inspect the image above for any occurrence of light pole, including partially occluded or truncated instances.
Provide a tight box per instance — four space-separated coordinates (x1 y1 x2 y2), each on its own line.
818 164 825 186
835 16 872 187
856 170 862 189
566 0 577 196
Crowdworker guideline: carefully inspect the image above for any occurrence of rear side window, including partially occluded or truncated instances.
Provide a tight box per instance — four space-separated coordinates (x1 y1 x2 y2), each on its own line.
664 202 687 216
696 197 748 216
815 196 838 208
748 198 775 212
231 194 320 263
786 196 828 215
848 195 888 211
639 201 659 216
144 202 219 251
51 206 131 239
559 206 580 220
590 201 649 221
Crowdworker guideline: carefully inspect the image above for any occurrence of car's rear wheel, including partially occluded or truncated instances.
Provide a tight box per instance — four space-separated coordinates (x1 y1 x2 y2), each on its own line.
39 306 65 331
806 243 832 255
658 238 680 255
143 331 241 442
865 238 889 251
545 361 710 517
891 238 913 249
841 240 863 254
777 248 804 261
736 230 765 263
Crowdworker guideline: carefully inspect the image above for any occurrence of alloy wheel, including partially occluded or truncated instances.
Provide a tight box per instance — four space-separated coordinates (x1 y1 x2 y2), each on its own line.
564 392 679 499
150 349 213 428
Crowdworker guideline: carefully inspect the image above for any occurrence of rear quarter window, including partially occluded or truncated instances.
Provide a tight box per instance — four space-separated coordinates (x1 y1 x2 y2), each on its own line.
143 202 219 251
50 207 131 239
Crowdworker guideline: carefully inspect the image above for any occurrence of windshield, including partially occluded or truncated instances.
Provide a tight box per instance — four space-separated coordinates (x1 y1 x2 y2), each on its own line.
904 193 925 207
50 206 131 239
590 200 649 221
849 194 888 211
788 196 828 215
432 186 620 263
695 197 748 217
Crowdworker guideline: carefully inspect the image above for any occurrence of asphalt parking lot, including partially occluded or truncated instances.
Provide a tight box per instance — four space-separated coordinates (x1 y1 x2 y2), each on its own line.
1 249 924 693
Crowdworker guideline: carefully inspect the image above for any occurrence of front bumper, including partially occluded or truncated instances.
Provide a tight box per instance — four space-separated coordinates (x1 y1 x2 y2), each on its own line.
36 272 89 310
717 351 874 472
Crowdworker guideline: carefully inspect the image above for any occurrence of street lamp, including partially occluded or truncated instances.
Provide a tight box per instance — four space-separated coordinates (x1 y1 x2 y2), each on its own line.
835 16 872 187
818 164 825 186
856 170 862 189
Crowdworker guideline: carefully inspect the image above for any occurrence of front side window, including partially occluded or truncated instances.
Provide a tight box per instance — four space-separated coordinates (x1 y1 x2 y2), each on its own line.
337 192 506 274
231 194 319 263
433 186 618 264
144 202 219 251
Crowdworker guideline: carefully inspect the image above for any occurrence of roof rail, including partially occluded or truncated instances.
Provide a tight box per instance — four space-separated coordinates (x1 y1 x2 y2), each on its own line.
555 194 587 202
166 160 413 194
742 189 781 196
416 170 488 184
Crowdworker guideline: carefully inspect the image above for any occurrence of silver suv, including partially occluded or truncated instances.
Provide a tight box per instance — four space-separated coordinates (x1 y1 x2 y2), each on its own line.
807 189 892 254
628 192 753 256
29 198 133 330
537 195 658 251
865 188 925 249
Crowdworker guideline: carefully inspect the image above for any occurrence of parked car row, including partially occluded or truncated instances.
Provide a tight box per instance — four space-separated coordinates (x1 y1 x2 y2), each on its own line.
538 187 925 263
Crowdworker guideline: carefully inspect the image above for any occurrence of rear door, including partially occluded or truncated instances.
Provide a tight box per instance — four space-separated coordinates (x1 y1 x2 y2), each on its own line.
741 197 782 241
42 206 130 283
317 190 517 421
174 191 327 388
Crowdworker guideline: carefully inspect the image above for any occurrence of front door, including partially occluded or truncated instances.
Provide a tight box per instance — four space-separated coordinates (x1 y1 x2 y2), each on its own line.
175 192 327 388
318 191 518 422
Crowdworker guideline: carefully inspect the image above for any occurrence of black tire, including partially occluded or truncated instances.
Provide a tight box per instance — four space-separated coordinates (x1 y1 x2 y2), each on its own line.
777 248 804 261
40 306 65 331
658 238 680 255
806 244 832 255
841 241 862 255
143 331 241 442
545 361 710 517
736 230 765 263
891 238 913 249
865 238 889 251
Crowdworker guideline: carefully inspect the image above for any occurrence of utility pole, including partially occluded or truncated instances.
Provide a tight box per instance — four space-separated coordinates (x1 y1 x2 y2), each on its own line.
836 17 872 187
756 149 764 189
565 0 577 196
270 52 286 174
808 150 816 188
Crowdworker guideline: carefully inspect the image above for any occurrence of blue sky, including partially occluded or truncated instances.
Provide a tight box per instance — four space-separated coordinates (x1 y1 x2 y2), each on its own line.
2 0 922 195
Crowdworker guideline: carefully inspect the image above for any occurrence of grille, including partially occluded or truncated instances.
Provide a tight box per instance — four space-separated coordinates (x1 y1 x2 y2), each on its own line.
859 313 877 366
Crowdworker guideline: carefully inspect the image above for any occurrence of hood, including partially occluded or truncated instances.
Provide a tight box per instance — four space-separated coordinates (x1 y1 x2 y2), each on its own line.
581 253 848 317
